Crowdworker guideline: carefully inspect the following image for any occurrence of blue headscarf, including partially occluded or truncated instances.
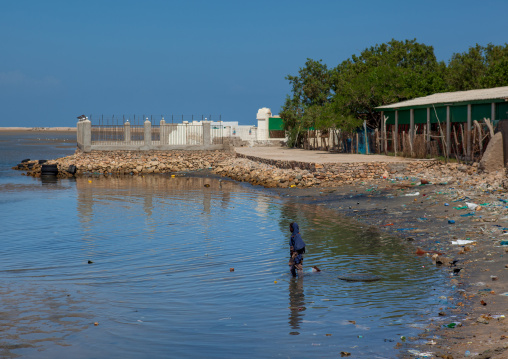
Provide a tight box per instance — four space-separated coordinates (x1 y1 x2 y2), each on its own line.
290 222 305 251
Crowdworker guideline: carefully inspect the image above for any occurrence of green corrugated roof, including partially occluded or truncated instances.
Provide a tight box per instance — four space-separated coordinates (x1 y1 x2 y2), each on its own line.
376 86 508 111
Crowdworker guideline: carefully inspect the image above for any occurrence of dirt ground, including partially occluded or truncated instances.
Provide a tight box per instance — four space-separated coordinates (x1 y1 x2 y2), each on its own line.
235 147 412 164
271 179 508 359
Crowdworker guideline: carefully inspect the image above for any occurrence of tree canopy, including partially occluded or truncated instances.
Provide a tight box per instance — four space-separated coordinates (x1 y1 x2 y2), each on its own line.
281 39 508 146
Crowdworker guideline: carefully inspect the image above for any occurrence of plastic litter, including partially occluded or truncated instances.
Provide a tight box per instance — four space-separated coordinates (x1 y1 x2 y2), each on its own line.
397 228 417 231
500 241 508 246
448 220 455 224
452 239 475 245
407 349 434 357
460 213 474 217
466 202 480 210
453 205 467 210
405 192 420 196
444 203 449 206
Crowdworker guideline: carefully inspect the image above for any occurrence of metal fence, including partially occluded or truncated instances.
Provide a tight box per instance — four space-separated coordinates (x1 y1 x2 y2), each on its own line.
79 115 228 152
88 114 222 126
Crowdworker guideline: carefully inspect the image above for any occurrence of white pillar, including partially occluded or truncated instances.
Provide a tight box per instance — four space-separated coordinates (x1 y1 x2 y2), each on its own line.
83 119 92 152
203 121 211 146
144 119 151 148
256 107 272 141
124 121 131 143
160 119 167 145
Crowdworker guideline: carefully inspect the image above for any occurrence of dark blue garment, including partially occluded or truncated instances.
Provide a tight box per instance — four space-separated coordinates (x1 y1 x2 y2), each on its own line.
290 222 306 252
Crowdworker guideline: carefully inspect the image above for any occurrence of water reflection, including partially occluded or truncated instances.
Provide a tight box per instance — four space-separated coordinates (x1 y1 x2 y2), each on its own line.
0 170 452 358
40 175 58 185
288 277 305 334
75 175 235 225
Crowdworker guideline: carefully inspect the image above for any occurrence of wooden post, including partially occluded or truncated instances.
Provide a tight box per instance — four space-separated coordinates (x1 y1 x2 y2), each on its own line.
363 120 368 154
409 108 415 152
426 107 431 155
402 131 406 155
467 104 472 160
383 116 388 155
356 132 359 154
375 128 379 154
446 106 451 159
394 110 399 156
380 111 384 152
492 102 496 124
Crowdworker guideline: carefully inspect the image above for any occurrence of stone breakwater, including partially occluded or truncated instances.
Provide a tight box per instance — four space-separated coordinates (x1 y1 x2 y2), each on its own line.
14 149 508 189
15 150 233 178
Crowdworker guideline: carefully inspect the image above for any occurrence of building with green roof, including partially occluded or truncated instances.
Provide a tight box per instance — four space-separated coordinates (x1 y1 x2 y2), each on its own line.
376 86 508 159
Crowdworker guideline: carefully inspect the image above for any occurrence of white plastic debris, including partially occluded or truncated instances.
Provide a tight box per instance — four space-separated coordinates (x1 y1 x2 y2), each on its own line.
466 202 480 210
451 239 475 245
408 349 434 357
405 192 420 196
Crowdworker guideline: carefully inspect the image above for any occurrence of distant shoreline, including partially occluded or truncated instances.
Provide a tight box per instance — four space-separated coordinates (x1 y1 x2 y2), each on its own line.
0 127 76 132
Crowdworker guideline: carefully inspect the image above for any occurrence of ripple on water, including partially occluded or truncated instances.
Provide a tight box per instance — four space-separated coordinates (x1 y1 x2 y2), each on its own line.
0 175 449 358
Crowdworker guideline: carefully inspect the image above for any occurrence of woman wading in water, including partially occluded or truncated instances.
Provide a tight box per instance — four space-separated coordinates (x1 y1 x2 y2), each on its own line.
289 222 305 277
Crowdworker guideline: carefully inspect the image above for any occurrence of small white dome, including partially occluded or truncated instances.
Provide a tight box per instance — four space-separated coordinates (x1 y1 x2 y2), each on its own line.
256 107 272 120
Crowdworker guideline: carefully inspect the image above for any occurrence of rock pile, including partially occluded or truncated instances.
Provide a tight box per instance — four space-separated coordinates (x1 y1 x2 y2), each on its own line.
13 149 507 190
15 150 233 177
214 156 506 189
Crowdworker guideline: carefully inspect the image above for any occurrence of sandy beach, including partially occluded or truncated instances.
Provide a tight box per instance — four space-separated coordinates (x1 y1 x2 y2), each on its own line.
0 127 76 131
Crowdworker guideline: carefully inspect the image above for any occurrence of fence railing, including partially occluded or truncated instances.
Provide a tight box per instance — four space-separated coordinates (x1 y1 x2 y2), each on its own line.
78 119 228 152
88 114 223 126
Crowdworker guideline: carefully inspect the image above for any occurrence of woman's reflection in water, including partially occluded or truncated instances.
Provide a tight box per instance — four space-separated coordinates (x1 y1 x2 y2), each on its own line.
288 277 305 335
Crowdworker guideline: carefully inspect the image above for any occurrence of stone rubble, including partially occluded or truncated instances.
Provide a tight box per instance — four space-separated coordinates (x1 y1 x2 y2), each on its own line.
13 149 508 192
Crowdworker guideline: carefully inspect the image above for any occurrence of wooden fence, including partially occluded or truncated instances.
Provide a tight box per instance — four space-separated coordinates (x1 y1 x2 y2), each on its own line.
292 118 494 163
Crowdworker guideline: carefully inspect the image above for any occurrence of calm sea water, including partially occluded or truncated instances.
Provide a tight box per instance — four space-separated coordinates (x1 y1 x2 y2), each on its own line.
0 132 449 358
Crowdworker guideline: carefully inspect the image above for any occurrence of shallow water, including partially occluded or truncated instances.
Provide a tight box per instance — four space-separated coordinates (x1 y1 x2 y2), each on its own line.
0 132 449 358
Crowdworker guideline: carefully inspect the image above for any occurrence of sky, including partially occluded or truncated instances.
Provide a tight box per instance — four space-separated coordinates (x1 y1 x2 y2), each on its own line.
1 0 507 127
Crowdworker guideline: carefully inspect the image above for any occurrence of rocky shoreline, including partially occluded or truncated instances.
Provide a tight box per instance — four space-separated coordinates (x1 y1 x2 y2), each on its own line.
13 149 508 358
14 149 506 190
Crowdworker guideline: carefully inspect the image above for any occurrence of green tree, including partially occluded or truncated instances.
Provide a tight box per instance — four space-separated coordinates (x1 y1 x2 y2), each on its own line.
446 43 508 90
331 39 446 127
280 59 333 147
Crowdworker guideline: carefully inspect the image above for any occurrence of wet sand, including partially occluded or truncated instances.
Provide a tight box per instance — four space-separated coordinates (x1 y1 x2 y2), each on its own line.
0 127 76 131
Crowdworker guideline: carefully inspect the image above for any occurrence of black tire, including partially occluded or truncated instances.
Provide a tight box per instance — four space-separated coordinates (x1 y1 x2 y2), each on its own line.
21 158 30 163
38 160 47 164
41 164 58 176
67 165 77 175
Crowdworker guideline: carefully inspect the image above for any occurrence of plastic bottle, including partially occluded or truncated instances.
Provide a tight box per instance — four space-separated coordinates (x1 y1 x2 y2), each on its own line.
465 350 471 357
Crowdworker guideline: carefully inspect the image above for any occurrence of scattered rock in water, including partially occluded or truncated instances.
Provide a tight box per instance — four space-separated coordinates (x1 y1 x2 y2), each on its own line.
338 273 382 282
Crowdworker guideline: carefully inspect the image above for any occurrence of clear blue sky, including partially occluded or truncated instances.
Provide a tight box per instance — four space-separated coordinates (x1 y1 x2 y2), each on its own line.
1 0 507 127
